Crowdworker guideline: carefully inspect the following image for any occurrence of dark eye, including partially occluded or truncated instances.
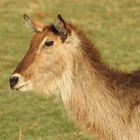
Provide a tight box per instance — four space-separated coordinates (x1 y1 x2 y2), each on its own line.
44 40 54 47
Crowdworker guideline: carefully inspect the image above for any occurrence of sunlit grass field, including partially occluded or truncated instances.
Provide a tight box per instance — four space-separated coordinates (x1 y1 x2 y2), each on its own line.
1 0 140 139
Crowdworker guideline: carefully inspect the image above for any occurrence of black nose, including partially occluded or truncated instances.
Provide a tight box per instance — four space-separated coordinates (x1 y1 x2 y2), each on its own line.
9 76 19 89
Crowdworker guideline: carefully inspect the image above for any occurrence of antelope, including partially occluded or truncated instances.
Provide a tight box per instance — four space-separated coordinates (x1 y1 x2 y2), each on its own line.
9 14 140 140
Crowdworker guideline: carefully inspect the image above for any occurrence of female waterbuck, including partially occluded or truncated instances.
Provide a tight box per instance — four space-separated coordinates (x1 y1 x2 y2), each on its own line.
9 14 140 140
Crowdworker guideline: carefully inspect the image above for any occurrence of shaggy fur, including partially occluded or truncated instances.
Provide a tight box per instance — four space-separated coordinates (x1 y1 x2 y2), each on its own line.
63 25 140 140
11 16 140 140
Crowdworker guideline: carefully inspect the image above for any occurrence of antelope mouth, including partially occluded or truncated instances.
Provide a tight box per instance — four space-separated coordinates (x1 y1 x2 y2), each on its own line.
15 83 29 91
13 80 32 91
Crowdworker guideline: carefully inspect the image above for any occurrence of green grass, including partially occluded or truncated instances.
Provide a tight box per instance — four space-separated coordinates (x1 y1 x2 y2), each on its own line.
0 0 140 139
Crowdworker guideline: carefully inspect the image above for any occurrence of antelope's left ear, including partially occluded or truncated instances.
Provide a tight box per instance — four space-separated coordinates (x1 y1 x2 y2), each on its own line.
54 14 71 42
23 14 45 32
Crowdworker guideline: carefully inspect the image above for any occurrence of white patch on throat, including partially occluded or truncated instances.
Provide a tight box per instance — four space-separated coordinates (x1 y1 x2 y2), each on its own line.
59 63 73 103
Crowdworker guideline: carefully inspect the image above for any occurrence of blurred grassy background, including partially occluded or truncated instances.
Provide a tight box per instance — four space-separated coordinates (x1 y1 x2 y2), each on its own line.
0 0 140 139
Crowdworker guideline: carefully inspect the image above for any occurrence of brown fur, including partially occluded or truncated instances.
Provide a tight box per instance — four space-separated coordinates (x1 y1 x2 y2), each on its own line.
11 18 140 140
65 25 140 140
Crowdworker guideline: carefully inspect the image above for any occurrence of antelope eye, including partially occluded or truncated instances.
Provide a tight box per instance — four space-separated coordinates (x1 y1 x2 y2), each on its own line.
44 40 54 47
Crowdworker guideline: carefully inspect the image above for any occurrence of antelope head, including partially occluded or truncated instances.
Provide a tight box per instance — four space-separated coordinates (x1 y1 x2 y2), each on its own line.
9 14 79 94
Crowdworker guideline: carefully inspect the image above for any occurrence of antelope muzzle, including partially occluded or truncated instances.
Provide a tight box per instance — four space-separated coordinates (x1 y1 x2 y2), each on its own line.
9 73 33 91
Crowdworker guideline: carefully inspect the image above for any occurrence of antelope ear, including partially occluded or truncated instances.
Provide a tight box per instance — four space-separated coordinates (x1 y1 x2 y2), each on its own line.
54 14 68 41
23 14 44 32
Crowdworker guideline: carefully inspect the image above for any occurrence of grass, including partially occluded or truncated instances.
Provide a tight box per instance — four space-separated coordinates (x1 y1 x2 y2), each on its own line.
0 0 140 139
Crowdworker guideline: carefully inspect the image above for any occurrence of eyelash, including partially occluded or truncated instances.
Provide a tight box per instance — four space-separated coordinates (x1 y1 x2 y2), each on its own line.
44 40 54 47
